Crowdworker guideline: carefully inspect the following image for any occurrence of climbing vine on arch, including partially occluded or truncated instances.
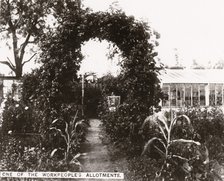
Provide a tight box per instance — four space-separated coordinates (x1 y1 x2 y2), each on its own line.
24 8 162 149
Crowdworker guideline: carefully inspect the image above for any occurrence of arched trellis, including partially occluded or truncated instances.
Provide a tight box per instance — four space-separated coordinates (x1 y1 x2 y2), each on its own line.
39 12 159 106
31 10 162 128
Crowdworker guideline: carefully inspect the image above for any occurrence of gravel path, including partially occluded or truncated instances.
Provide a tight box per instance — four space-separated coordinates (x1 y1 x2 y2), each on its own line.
80 119 120 171
79 119 128 180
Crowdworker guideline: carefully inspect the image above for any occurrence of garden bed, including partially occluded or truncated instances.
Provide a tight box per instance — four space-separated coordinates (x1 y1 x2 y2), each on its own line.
100 106 224 180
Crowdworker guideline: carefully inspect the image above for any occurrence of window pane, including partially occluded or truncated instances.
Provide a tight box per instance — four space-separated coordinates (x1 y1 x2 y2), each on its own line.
193 84 199 106
185 85 191 106
162 86 170 107
199 85 205 106
177 85 184 107
216 84 222 106
209 84 215 106
170 85 176 106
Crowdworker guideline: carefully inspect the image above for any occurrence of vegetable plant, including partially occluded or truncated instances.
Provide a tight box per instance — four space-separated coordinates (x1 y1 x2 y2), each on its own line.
49 111 87 170
141 110 201 180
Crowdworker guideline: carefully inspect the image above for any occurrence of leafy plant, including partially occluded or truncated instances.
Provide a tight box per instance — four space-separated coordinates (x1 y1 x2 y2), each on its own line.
100 101 151 156
141 110 201 180
0 135 43 171
177 107 224 180
0 137 81 172
1 96 40 134
49 111 88 170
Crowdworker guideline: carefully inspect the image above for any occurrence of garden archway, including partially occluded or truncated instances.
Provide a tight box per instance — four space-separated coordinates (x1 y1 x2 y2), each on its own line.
41 11 160 100
27 10 162 129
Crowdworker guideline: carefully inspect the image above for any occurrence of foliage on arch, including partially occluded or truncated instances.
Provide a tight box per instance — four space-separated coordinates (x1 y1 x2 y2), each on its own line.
24 8 162 143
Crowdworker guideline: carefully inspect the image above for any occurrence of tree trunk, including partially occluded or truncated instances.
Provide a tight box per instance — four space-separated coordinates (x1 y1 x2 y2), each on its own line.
15 63 23 78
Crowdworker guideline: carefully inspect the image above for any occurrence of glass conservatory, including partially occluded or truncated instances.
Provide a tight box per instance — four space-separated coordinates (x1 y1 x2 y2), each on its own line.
160 69 224 108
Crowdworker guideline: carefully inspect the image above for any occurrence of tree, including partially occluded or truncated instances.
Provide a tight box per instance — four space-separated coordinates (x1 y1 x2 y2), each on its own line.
0 0 51 77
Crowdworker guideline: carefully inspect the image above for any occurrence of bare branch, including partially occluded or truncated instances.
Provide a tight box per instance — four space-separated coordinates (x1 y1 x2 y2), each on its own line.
19 33 31 61
22 53 37 66
20 33 31 49
7 57 16 68
0 61 16 72
19 40 36 49
5 1 20 64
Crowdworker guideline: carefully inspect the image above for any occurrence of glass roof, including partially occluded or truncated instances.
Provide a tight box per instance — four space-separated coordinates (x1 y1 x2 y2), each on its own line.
160 69 224 84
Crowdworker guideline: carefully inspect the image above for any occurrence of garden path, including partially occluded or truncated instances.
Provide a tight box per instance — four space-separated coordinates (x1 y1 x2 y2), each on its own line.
79 119 129 181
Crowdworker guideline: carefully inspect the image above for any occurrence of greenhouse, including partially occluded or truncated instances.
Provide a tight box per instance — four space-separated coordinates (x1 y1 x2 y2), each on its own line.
160 69 224 108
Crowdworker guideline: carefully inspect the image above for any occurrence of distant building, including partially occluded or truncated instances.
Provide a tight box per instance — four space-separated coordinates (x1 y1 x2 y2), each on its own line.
160 69 224 108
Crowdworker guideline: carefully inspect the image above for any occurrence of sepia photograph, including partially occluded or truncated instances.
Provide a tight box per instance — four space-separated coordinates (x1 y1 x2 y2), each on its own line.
1 0 224 180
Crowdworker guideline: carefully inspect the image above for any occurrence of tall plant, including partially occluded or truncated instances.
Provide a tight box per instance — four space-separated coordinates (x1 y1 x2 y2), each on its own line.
141 111 201 180
49 111 87 169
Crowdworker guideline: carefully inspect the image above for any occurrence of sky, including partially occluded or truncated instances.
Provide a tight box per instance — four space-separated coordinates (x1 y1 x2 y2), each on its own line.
82 0 224 69
1 0 224 76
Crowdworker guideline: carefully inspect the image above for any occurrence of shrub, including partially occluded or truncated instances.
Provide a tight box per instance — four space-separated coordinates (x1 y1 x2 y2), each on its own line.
100 101 153 156
0 137 82 172
0 136 42 171
179 107 224 161
98 72 162 156
127 157 163 181
137 108 224 180
0 109 87 172
0 88 87 172
1 97 40 135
